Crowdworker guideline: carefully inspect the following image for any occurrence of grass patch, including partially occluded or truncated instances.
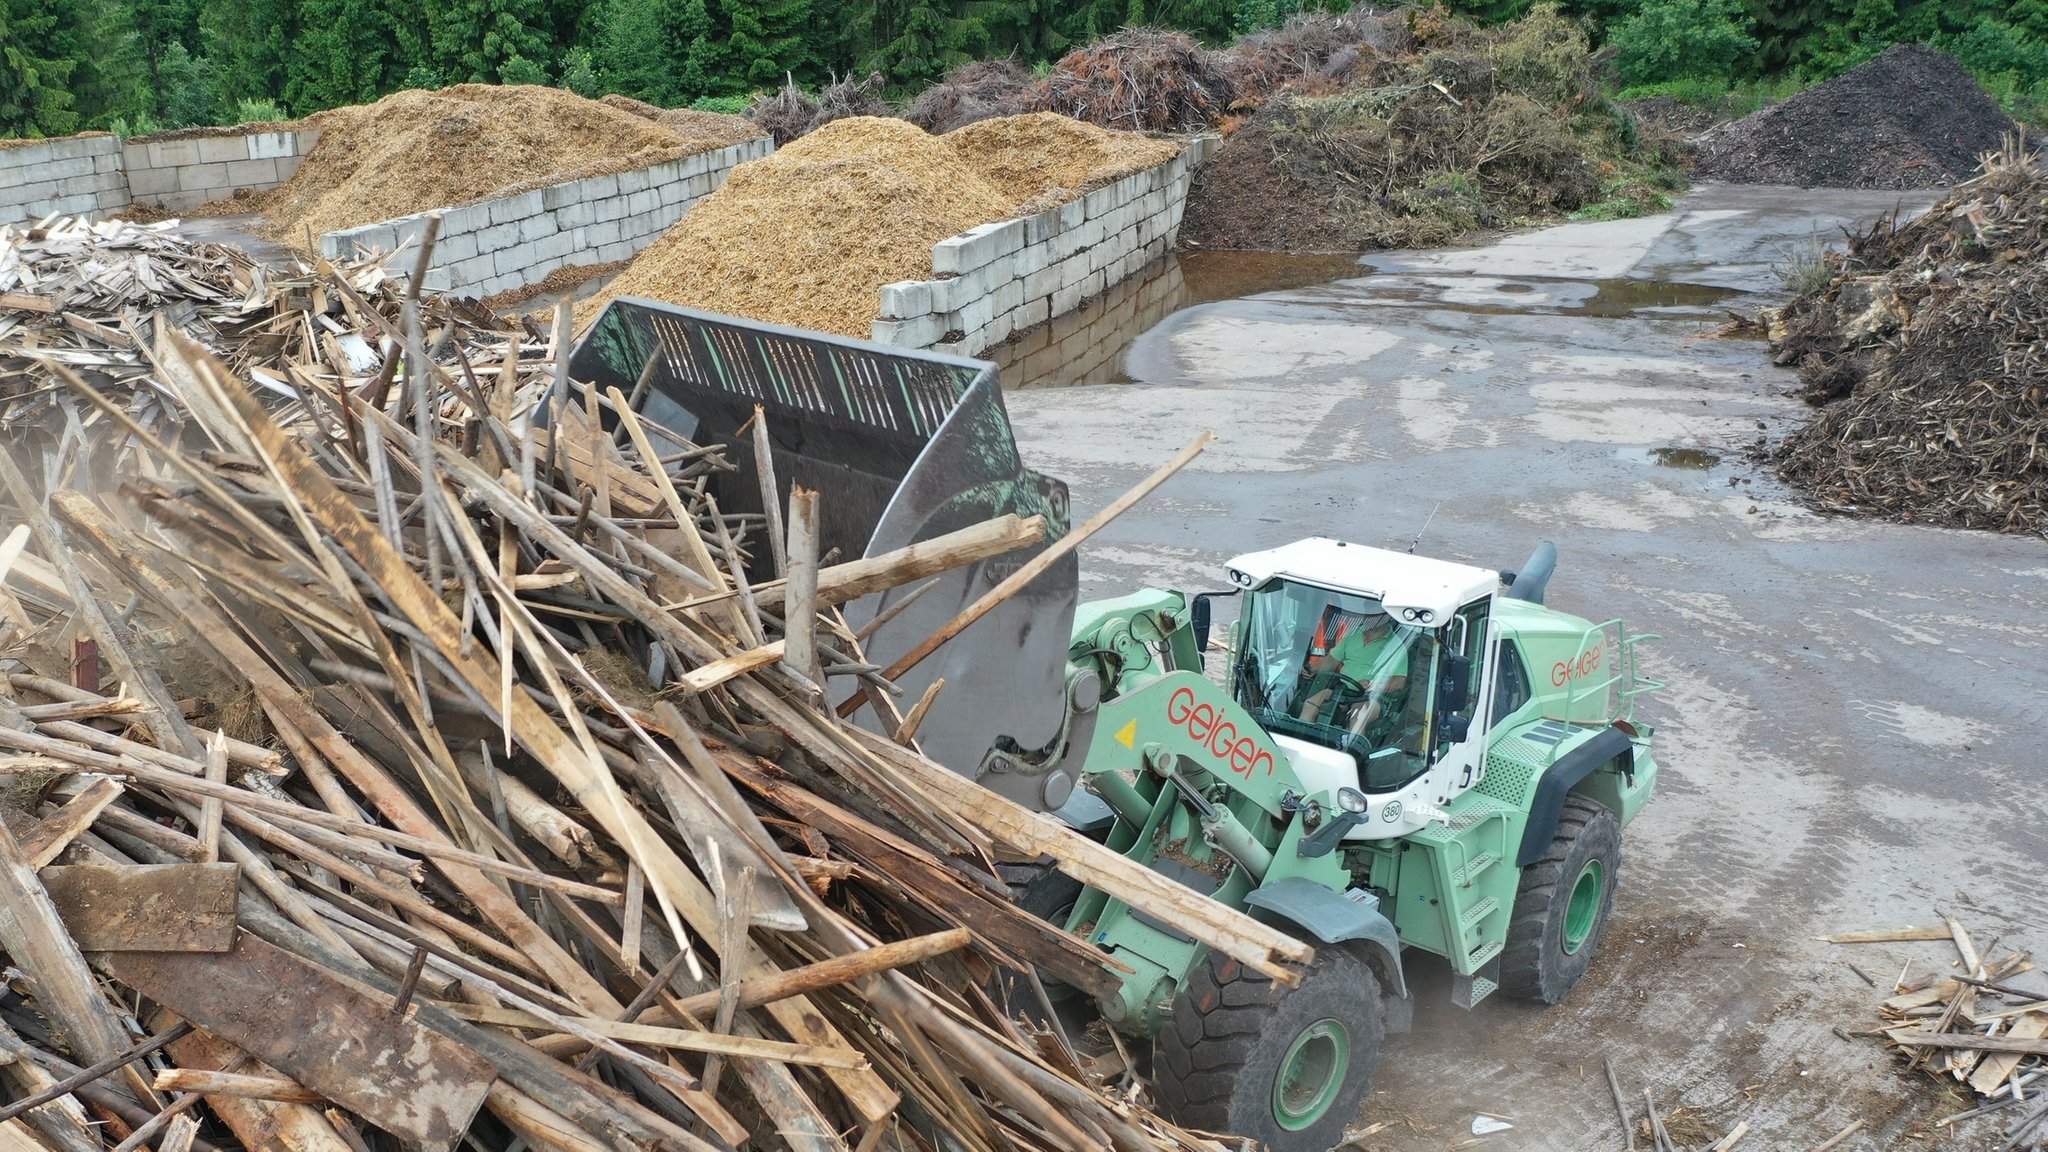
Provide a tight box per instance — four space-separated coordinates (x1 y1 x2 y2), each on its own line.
1568 178 1674 221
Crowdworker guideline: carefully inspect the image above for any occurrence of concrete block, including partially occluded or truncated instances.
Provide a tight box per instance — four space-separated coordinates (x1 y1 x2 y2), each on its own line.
50 192 97 215
932 219 1025 275
1021 263 1061 300
275 155 305 181
488 190 544 225
195 136 248 164
1012 243 1048 278
54 136 104 160
122 166 176 197
993 278 1023 316
530 230 574 263
41 156 93 181
492 247 530 276
93 151 122 174
56 174 97 196
626 188 659 216
925 277 956 314
1014 295 1050 331
145 140 200 167
439 202 491 234
1023 207 1063 247
417 266 453 293
248 132 295 159
1081 183 1119 220
879 280 932 320
870 313 944 348
475 220 519 253
984 309 1014 347
585 218 623 248
556 198 596 229
617 166 651 195
542 180 581 211
450 255 496 288
1058 198 1085 230
343 225 397 257
680 151 710 180
225 157 279 187
1080 269 1105 299
585 195 622 223
956 294 995 333
516 213 557 244
1059 254 1089 290
435 230 479 264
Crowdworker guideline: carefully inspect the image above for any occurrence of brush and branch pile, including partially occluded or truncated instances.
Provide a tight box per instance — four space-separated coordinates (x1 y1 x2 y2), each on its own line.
1220 6 1412 105
748 74 890 145
1033 30 1237 134
1768 140 2048 534
902 60 1038 135
0 215 1298 1152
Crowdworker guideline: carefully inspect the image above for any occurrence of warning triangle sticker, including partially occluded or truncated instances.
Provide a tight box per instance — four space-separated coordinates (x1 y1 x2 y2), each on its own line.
1113 719 1137 748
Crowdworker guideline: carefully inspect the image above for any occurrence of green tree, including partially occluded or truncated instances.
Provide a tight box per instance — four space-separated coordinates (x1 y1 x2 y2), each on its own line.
559 45 601 94
1612 0 1757 85
157 40 220 125
499 52 548 82
426 0 550 82
724 0 815 89
287 0 399 110
0 0 82 135
591 0 672 98
861 0 985 86
199 0 292 105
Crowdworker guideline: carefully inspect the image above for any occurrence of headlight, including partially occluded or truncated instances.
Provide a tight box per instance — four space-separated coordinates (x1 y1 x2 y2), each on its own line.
1336 787 1368 814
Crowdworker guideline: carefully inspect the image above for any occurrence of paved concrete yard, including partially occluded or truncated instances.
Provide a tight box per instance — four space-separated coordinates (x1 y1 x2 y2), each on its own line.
1005 184 2047 1150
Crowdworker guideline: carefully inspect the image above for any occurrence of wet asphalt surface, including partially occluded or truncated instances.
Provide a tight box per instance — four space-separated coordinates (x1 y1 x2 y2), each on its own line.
1004 185 2048 1150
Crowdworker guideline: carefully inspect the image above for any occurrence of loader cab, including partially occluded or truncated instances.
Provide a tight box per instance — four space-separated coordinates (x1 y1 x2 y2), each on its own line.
1224 539 1500 829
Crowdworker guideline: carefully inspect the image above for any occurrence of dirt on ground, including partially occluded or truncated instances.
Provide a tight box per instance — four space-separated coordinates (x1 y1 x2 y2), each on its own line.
583 113 1176 338
226 85 729 247
1766 141 2048 532
1695 44 2018 188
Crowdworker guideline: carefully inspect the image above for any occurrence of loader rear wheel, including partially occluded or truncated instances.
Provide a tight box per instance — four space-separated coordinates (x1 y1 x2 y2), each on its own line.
1154 946 1383 1151
1499 795 1621 1004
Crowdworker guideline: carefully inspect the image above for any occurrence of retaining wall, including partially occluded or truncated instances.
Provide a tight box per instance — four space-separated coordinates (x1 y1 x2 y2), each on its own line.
871 135 1219 356
0 135 131 225
318 138 772 299
122 128 319 212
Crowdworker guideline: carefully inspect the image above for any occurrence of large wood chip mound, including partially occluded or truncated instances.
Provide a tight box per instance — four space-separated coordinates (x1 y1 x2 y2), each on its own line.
245 85 743 247
590 113 1180 339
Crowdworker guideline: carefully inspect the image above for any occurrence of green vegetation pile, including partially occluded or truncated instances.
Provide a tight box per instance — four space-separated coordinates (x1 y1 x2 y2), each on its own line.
1695 45 2020 188
1220 7 1413 101
1769 141 2048 532
1182 5 1683 252
239 86 716 248
1034 29 1238 133
584 114 1177 338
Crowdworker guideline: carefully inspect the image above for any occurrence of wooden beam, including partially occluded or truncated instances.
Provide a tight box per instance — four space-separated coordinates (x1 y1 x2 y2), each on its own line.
750 515 1046 610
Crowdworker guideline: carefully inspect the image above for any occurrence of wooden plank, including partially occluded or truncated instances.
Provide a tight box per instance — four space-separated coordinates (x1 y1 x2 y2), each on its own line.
751 515 1045 610
153 1069 341 1104
96 933 497 1152
431 1004 869 1068
1817 926 1953 943
845 726 1316 983
17 778 124 868
1884 1029 2048 1056
673 640 785 695
162 1017 355 1152
784 486 821 685
0 292 58 313
0 810 139 1079
0 1120 57 1152
1968 1011 2048 1095
42 864 239 952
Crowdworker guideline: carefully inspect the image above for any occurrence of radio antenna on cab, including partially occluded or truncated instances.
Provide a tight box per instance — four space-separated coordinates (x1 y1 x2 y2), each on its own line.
1407 502 1441 554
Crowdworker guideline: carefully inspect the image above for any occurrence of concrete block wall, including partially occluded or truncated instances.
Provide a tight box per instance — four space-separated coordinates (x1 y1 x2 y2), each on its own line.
992 248 1186 387
121 129 318 212
0 134 131 225
872 135 1220 356
317 137 772 299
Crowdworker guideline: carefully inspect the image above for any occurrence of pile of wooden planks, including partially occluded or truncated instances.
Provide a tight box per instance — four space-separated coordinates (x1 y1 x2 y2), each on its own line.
1825 919 2046 1149
0 217 1303 1152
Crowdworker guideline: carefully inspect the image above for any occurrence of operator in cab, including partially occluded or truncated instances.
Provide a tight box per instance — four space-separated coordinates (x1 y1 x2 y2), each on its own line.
1295 603 1410 731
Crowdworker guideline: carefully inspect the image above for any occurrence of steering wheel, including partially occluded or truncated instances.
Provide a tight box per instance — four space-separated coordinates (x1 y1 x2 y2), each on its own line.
1329 672 1368 704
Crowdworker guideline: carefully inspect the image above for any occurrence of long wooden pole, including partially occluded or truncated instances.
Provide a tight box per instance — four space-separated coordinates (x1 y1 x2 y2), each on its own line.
839 430 1214 718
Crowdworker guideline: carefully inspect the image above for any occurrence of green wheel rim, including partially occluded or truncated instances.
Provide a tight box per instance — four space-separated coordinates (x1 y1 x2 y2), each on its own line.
1562 859 1605 955
1273 1019 1349 1131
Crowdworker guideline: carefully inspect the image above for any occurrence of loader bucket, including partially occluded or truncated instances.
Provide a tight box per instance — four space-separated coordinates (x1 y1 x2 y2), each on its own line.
568 300 1079 811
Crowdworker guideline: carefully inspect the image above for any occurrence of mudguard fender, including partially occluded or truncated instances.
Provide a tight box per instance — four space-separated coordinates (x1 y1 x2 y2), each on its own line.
1516 725 1635 867
1243 876 1408 1004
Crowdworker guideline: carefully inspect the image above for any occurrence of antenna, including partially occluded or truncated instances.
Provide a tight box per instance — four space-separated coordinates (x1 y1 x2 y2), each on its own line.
1407 502 1441 555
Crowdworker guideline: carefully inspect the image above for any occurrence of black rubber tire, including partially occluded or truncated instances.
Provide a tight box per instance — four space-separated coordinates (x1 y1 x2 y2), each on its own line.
1499 794 1622 1004
1154 946 1383 1152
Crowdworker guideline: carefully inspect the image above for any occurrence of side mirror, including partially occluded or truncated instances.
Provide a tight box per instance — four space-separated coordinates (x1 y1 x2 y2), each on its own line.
1435 712 1472 745
1438 652 1473 715
1190 591 1238 665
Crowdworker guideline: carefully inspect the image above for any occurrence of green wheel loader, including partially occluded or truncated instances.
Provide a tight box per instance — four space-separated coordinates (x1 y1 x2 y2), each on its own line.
572 302 1665 1152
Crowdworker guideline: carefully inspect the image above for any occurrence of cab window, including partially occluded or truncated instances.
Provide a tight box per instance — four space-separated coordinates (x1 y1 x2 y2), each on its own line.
1492 639 1532 721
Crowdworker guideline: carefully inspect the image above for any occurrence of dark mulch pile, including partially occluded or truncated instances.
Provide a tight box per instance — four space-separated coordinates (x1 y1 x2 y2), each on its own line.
1767 144 2048 533
1179 115 1351 252
1695 44 2018 189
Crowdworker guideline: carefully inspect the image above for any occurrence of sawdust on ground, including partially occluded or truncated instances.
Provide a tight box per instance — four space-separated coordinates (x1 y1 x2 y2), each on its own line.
587 113 1179 338
598 95 763 153
943 111 1177 204
240 85 735 248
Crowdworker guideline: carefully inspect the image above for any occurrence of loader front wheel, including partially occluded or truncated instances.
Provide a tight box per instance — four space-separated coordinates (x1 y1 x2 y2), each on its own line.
1499 794 1621 1004
1154 946 1382 1151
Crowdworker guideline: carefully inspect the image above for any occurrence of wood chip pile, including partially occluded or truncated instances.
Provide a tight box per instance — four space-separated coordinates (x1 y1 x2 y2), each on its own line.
1824 918 2046 1150
0 217 1303 1152
583 115 1178 338
214 86 750 250
1768 140 2048 533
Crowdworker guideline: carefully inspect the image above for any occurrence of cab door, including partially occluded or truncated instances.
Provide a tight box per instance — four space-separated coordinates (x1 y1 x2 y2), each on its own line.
1429 597 1496 804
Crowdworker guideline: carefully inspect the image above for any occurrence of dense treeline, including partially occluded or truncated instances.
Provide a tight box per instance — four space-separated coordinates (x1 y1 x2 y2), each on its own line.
2 0 2045 138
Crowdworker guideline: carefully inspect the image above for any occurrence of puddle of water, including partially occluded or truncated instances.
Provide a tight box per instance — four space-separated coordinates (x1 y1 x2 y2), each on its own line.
1322 274 1740 319
1648 446 1724 470
995 250 1364 388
